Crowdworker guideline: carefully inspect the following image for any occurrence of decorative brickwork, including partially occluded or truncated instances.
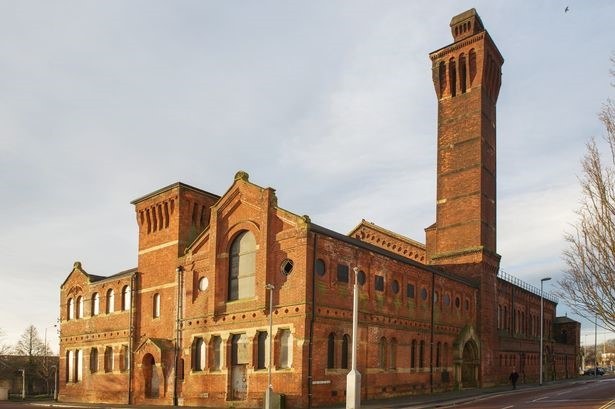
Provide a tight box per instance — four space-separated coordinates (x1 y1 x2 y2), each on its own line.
58 9 579 408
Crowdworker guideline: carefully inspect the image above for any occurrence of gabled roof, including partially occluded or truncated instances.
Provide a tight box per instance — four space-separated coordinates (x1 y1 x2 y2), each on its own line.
310 222 478 288
60 262 136 289
348 219 426 249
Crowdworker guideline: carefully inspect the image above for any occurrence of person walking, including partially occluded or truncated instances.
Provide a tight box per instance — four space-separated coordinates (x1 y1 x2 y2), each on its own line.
509 367 519 390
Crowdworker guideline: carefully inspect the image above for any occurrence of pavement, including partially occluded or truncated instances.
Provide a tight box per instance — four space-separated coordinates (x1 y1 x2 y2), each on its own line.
5 375 608 409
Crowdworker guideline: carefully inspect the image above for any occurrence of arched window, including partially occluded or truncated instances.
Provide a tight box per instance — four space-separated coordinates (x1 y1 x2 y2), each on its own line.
411 339 417 369
390 338 397 369
106 289 115 314
211 336 222 370
228 231 256 301
90 348 99 373
279 329 291 369
66 350 74 382
75 349 83 382
153 293 160 318
327 333 335 369
378 337 387 369
341 334 350 369
67 298 74 320
256 331 268 370
419 340 425 368
104 346 113 372
91 293 100 316
121 285 131 311
120 345 129 372
449 57 457 97
192 337 206 371
436 341 442 368
76 296 83 319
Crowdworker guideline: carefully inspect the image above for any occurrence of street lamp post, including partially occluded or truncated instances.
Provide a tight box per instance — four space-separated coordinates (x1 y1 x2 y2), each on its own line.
539 277 551 386
346 267 361 409
50 366 58 401
19 369 25 400
265 284 275 409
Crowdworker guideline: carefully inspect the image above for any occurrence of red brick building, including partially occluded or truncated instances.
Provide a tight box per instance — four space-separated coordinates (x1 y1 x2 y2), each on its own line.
58 9 580 409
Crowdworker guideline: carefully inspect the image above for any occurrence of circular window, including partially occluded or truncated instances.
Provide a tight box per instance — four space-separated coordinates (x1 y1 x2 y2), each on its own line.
455 296 461 308
281 259 294 276
357 270 366 286
198 277 209 291
315 259 326 277
444 294 451 306
421 288 428 301
391 280 400 294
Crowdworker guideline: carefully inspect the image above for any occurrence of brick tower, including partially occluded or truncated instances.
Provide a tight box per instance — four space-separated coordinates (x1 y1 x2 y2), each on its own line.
425 9 504 386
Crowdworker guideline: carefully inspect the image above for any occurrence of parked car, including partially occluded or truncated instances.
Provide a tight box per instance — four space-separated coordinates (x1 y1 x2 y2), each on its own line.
583 367 605 376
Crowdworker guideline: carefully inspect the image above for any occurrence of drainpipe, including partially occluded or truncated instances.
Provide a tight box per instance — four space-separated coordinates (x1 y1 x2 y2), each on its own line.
307 233 318 409
430 271 435 393
174 266 184 406
128 272 136 404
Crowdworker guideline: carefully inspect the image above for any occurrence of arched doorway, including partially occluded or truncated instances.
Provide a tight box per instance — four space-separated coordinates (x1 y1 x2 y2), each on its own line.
461 340 479 387
142 354 159 398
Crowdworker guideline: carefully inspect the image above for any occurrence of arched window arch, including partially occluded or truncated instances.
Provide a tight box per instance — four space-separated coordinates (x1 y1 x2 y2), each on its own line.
106 289 115 314
67 298 74 320
91 293 100 316
327 333 335 369
153 293 160 318
121 285 131 311
228 231 256 301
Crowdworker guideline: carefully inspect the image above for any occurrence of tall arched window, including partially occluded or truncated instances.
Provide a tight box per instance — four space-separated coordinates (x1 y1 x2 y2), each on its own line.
228 231 256 301
106 289 115 314
389 338 397 370
419 340 425 368
153 293 160 318
341 334 350 369
327 333 335 369
411 339 417 369
76 296 83 319
90 348 99 373
91 293 100 316
378 337 387 370
121 285 131 311
67 298 74 320
192 337 206 371
66 350 74 382
104 346 113 372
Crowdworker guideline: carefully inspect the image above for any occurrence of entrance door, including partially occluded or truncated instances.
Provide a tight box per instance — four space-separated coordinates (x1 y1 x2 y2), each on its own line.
231 364 247 400
230 334 248 400
142 354 159 398
461 341 478 387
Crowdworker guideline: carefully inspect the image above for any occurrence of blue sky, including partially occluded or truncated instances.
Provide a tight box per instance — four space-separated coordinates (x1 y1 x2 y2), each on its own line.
1 1 614 352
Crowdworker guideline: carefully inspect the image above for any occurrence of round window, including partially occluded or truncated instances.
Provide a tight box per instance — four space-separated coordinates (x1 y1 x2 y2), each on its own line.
421 288 428 301
391 280 400 294
281 259 294 276
315 259 326 277
198 277 209 291
357 270 366 286
444 294 451 306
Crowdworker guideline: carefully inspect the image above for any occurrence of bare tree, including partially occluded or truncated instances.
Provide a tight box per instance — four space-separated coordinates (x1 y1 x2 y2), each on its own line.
0 327 13 354
14 325 46 357
559 56 615 332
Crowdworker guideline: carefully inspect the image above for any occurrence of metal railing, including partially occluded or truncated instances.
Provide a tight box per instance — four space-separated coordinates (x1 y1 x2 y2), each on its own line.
498 269 558 303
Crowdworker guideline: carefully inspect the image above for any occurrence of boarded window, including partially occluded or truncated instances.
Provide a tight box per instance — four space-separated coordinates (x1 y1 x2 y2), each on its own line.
375 275 385 292
336 264 349 283
90 348 98 373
